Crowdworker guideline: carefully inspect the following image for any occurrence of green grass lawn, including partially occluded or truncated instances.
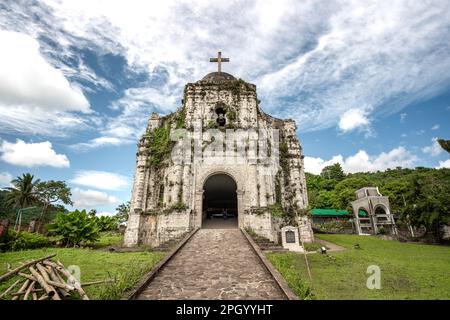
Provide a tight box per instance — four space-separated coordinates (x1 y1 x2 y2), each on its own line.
0 247 165 300
90 231 124 249
267 234 450 300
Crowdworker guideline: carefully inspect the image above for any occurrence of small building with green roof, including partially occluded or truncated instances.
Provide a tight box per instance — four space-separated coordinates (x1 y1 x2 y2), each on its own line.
310 208 357 233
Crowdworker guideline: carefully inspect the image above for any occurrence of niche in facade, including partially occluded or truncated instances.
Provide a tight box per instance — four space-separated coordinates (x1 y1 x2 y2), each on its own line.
215 102 227 127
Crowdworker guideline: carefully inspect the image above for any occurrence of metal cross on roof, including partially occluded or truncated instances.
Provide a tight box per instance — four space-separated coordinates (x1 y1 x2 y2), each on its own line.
209 51 229 73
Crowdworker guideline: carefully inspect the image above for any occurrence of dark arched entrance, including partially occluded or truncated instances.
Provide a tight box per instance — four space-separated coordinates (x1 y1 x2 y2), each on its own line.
202 174 238 229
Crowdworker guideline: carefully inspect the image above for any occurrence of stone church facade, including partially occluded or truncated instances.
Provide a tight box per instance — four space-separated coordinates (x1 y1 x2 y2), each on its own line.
124 54 313 247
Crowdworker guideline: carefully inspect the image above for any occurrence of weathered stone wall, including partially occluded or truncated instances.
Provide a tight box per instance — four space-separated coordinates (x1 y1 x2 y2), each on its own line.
242 211 274 241
124 74 313 247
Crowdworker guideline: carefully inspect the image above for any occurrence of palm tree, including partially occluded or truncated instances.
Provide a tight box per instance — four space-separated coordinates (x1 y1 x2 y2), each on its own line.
5 173 40 230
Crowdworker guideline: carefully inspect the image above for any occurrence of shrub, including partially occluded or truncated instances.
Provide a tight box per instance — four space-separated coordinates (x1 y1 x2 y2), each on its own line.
314 220 353 233
3 230 51 251
96 215 119 232
48 210 100 246
303 242 326 252
377 226 387 235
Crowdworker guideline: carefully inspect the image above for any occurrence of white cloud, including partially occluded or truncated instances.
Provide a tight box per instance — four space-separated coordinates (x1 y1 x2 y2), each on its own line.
0 139 70 168
0 105 95 137
304 155 344 175
431 124 440 130
338 108 370 132
71 137 123 152
71 170 129 190
400 113 407 123
0 30 90 112
415 130 426 136
1 0 450 138
437 159 450 169
305 147 419 174
0 30 94 137
97 211 115 217
422 138 443 157
0 30 91 135
0 172 13 188
72 86 180 149
72 188 120 208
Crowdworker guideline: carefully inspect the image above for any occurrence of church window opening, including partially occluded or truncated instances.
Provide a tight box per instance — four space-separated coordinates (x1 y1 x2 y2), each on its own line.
215 103 227 127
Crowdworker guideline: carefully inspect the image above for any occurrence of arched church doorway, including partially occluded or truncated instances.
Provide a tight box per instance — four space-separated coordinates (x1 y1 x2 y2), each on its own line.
202 173 238 229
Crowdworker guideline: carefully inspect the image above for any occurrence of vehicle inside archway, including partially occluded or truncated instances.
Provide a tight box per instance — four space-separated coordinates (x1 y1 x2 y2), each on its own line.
202 174 238 229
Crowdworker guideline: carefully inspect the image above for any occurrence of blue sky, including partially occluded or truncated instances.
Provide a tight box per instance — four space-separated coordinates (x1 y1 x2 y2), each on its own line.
0 0 449 215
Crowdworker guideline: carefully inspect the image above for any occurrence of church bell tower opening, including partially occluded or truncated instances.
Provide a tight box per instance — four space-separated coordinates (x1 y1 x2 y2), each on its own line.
202 174 238 229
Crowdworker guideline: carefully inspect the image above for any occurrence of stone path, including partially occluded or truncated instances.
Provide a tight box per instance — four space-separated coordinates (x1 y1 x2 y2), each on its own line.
137 229 286 300
315 238 345 252
201 217 238 229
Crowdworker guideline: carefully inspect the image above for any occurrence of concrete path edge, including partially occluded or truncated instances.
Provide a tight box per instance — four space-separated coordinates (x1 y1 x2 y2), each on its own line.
125 227 200 300
240 228 300 300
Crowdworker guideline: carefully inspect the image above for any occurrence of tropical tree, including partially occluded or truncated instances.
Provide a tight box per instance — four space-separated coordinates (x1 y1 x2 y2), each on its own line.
35 180 73 223
321 163 346 181
115 201 130 224
5 173 40 210
332 177 370 212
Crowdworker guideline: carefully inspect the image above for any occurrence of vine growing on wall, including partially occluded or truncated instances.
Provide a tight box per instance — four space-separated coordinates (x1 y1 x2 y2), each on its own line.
146 124 173 169
176 107 186 129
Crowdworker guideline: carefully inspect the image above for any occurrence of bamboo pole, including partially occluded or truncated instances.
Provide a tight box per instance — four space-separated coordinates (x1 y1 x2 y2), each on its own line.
17 272 36 282
81 279 114 286
300 238 313 282
24 281 35 300
0 254 56 283
29 266 56 298
11 288 43 296
0 279 21 299
47 267 70 297
55 260 89 300
36 263 74 291
11 279 30 300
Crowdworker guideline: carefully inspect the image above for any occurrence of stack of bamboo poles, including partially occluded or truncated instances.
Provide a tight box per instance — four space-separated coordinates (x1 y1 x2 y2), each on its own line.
0 254 91 300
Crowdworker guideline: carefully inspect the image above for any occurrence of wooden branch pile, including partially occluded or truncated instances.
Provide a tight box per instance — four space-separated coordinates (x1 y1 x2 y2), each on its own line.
0 254 91 300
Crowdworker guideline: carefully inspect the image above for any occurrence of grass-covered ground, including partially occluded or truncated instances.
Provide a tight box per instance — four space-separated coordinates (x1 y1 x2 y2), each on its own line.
0 233 165 300
267 234 450 300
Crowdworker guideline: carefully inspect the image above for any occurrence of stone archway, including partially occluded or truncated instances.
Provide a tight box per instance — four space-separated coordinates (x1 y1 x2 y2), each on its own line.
202 173 238 229
374 205 390 224
194 168 245 229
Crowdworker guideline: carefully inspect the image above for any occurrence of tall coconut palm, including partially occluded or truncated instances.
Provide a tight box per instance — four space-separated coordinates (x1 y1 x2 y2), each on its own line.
5 174 40 229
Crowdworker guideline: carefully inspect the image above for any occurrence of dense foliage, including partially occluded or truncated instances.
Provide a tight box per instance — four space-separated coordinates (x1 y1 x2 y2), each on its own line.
307 166 450 236
96 215 119 232
1 230 51 251
0 174 70 226
4 173 40 211
48 210 101 246
35 180 73 221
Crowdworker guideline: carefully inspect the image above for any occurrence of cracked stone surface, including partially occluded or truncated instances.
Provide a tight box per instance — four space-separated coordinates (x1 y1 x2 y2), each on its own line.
137 229 286 300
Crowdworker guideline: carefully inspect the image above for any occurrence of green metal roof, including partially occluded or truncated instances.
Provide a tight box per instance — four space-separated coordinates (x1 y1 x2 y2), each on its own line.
359 209 368 217
311 209 350 216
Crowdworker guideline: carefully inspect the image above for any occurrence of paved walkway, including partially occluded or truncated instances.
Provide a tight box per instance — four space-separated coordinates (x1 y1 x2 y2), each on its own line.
137 229 286 300
315 238 345 252
201 217 238 229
